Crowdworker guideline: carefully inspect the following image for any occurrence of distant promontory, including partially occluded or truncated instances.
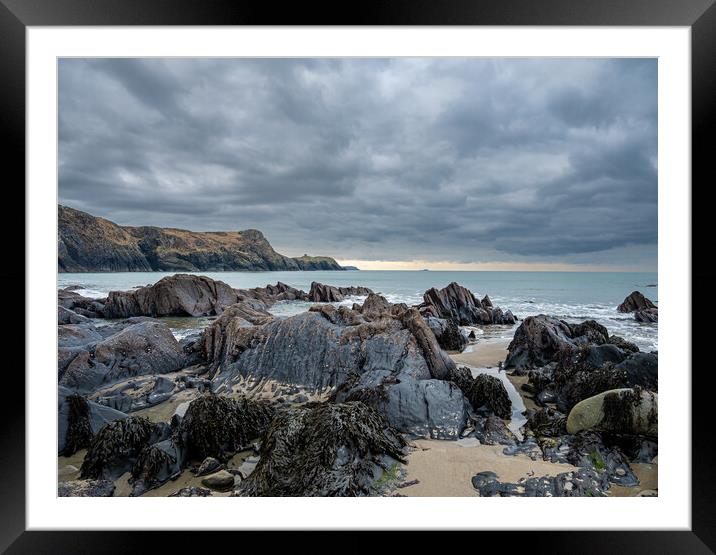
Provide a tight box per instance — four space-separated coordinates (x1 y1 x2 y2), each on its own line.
58 205 345 272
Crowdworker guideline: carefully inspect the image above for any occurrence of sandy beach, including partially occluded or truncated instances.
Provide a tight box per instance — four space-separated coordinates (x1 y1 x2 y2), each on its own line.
400 440 578 496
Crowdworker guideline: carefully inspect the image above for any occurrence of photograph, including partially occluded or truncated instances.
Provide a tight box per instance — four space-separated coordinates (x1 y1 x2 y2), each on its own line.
55 57 659 499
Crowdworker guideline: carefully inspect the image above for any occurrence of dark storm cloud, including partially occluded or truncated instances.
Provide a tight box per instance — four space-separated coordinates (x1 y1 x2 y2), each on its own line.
58 58 657 268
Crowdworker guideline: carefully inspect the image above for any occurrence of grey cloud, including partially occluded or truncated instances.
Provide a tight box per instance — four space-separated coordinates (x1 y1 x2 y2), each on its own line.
59 58 657 268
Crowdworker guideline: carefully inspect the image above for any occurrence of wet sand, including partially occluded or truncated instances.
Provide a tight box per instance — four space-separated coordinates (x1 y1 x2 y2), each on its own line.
400 440 579 496
451 339 509 368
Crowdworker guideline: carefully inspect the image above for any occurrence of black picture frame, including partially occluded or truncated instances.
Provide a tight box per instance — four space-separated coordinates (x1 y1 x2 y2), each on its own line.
2 0 712 551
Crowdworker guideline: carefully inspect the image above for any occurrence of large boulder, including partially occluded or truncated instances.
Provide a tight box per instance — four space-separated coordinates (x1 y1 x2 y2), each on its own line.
177 395 275 462
504 315 610 372
635 308 658 323
207 304 455 395
236 402 407 496
236 282 308 305
333 370 468 440
566 388 658 437
551 350 657 412
307 281 373 302
80 416 170 481
618 291 657 313
103 274 240 318
59 321 187 393
58 386 128 455
58 288 106 317
425 317 468 352
419 282 516 325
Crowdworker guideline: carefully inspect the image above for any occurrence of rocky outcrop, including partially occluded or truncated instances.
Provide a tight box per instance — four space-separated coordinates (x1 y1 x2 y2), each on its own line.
203 297 467 438
566 388 658 437
236 282 307 304
178 396 275 462
236 402 407 496
58 386 127 455
307 281 373 302
59 321 187 393
504 315 611 372
461 374 512 419
618 291 657 313
635 308 658 323
418 282 516 325
80 416 170 481
58 288 105 318
333 370 468 440
425 317 468 352
206 305 453 394
104 274 240 318
59 204 344 272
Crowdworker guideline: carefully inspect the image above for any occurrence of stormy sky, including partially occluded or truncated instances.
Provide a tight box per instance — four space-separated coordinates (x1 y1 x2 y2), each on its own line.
58 58 657 270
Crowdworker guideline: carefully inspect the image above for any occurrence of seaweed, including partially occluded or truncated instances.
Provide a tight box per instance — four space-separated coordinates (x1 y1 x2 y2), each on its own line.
80 416 159 480
236 401 407 497
61 394 94 456
465 374 512 419
177 395 275 462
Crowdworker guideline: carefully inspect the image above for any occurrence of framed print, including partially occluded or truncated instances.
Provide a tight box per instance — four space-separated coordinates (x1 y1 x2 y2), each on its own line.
3 0 714 551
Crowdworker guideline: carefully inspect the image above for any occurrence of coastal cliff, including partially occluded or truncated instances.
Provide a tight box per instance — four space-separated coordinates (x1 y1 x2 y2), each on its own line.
58 205 344 272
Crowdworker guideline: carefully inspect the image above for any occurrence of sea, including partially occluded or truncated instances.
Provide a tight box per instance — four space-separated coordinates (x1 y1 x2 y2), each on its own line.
58 270 658 352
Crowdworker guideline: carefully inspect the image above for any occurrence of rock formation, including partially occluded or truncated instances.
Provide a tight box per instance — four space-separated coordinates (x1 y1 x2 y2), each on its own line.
419 282 516 325
59 204 344 272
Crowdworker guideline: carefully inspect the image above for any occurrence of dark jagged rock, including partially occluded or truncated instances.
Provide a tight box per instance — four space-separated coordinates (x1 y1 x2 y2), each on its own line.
472 415 516 445
236 402 407 496
131 439 185 496
527 407 567 437
425 317 468 352
635 308 658 323
307 281 373 302
58 288 105 317
540 430 639 486
333 370 468 440
419 282 516 325
58 479 116 497
178 396 275 462
80 416 169 481
58 385 127 455
446 365 474 392
236 282 307 305
59 204 343 272
618 291 657 313
59 321 187 393
473 468 610 497
550 348 657 412
608 335 640 353
463 374 512 419
504 315 610 373
104 274 240 318
58 305 91 325
207 305 454 394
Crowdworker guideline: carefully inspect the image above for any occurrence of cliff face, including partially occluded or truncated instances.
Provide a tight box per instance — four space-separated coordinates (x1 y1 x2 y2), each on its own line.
58 205 344 272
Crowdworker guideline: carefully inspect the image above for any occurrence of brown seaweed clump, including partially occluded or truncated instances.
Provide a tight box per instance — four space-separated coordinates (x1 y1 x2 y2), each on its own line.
61 394 94 456
464 374 512 419
177 395 275 462
80 416 164 480
236 401 407 497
